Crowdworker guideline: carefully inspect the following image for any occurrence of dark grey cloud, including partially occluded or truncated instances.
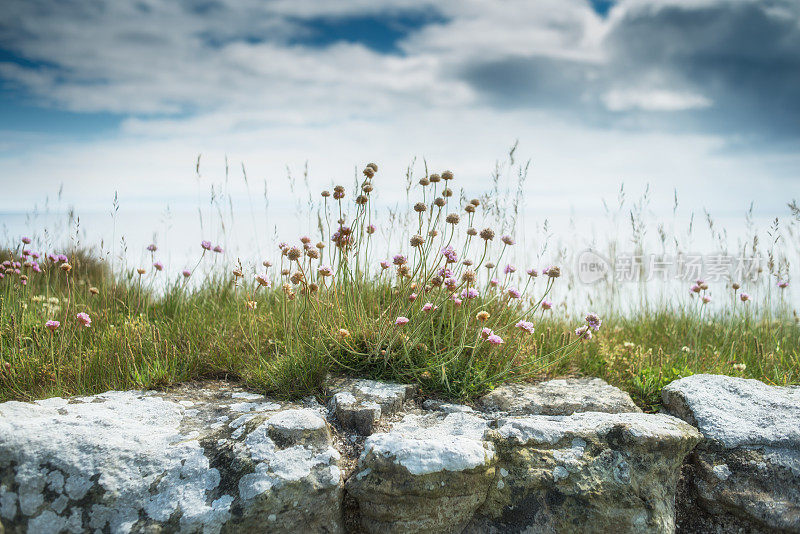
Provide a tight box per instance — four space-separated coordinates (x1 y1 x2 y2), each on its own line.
458 0 800 144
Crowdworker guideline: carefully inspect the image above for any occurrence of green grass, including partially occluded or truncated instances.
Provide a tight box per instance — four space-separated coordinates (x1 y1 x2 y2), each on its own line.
1 252 797 411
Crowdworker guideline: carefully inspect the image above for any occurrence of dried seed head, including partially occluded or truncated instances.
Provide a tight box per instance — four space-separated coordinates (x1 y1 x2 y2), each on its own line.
290 271 304 284
306 248 320 259
398 264 411 277
485 262 495 269
300 236 311 244
362 183 374 193
442 170 454 180
413 202 427 213
479 228 495 241
366 224 376 235
431 276 443 287
321 190 331 198
442 188 453 198
429 173 441 183
89 287 99 295
467 227 478 236
470 198 480 207
463 259 473 266
446 213 460 225
287 247 303 261
281 268 290 276
732 282 740 290
316 242 325 249
476 311 490 321
356 195 369 205
333 185 345 194
338 328 351 338
428 230 439 237
462 270 477 283
546 266 561 278
233 268 243 278
410 234 424 247
309 283 319 293
363 167 375 178
434 197 445 207
60 263 72 272
137 268 146 275
366 162 379 172
465 204 476 213
501 235 515 246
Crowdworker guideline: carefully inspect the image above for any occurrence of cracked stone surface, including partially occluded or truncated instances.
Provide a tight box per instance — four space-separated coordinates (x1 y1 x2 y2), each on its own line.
326 377 415 435
0 383 343 534
479 377 641 416
663 374 800 533
346 412 496 534
0 375 725 534
467 412 702 533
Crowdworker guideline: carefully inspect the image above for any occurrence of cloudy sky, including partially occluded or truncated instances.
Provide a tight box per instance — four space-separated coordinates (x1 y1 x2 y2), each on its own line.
1 0 798 249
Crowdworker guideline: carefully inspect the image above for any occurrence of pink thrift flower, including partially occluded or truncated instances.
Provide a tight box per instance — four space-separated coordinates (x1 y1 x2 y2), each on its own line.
318 265 334 277
480 327 494 340
21 236 31 244
451 297 463 307
527 268 538 277
393 254 407 266
508 287 521 299
575 325 592 340
146 244 157 252
504 264 516 275
255 273 271 287
409 292 418 302
31 252 40 259
22 249 30 257
45 320 60 332
778 280 789 289
541 300 552 310
153 261 164 272
690 284 701 294
395 316 409 326
487 334 504 345
489 278 499 287
182 269 192 278
201 240 212 250
379 260 390 270
515 321 534 334
32 263 42 273
585 313 602 331
441 246 458 263
213 245 224 253
58 254 68 262
76 313 91 328
739 293 750 302
702 295 711 304
422 302 437 312
461 287 479 299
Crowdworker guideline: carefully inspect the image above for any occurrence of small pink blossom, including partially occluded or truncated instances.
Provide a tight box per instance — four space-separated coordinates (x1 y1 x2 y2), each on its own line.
487 334 504 345
778 280 789 289
21 236 31 244
182 269 192 278
422 302 437 312
255 273 271 287
480 327 494 340
201 240 212 250
213 245 224 253
515 321 534 334
45 320 60 332
76 313 91 328
541 300 552 310
146 244 157 252
451 296 463 306
504 264 516 275
408 292 418 302
379 260 390 270
489 278 499 287
702 295 711 304
575 325 592 340
527 268 538 277
461 287 479 299
395 316 409 326
739 293 750 302
153 261 164 272
508 287 521 299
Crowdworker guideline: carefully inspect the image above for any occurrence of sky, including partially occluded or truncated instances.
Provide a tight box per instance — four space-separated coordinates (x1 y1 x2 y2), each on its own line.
0 0 799 263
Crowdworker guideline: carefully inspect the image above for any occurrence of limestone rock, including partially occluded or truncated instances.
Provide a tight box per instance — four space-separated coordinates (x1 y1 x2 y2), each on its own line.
0 384 343 533
479 377 641 416
326 377 414 435
469 411 702 534
346 412 496 534
663 374 800 532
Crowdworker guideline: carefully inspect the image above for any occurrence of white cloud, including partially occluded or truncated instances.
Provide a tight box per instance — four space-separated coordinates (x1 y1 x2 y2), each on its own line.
602 88 712 111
